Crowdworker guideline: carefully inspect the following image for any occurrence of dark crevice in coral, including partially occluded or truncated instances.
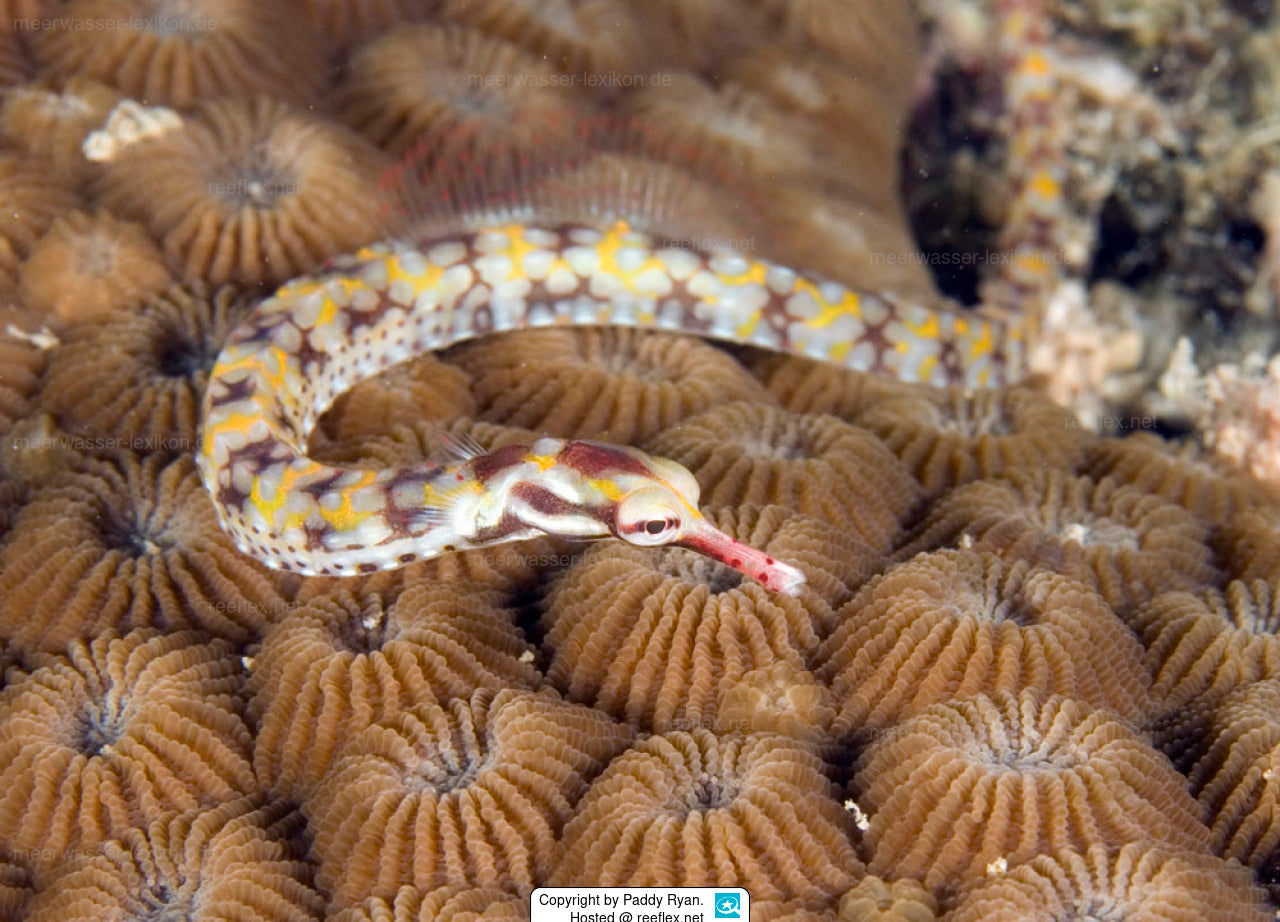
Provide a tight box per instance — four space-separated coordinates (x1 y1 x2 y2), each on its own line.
688 774 733 811
155 332 214 380
900 60 1002 307
407 746 485 794
214 146 297 209
1089 190 1170 288
139 881 191 922
1171 217 1265 322
510 584 552 666
1256 850 1280 907
77 703 125 757
338 606 390 654
100 512 167 557
1227 0 1275 25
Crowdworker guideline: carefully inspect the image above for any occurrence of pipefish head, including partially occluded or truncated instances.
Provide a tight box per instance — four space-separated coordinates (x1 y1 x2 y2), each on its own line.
532 440 807 596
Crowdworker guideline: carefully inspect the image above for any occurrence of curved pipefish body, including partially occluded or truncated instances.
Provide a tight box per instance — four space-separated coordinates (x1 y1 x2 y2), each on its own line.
199 221 1027 593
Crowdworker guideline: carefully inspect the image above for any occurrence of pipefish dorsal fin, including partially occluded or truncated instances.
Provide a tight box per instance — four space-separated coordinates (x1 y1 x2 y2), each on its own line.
436 429 488 463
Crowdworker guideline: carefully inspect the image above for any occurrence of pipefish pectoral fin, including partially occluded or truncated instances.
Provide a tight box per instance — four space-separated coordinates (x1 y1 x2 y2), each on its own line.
405 475 481 533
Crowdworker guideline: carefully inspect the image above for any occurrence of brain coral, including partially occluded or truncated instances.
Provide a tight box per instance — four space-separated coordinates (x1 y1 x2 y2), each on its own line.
0 629 255 864
305 688 630 907
0 28 30 87
0 327 44 436
0 851 29 921
899 470 1221 616
39 283 246 452
330 886 530 922
1133 581 1280 713
944 844 1270 922
1153 678 1280 875
835 876 939 922
644 401 921 551
301 0 435 45
0 150 79 287
311 354 476 449
249 581 541 798
818 549 1151 732
94 96 391 287
447 328 773 445
744 351 908 422
5 1 1280 914
621 74 819 185
23 795 323 921
18 209 173 325
336 23 584 160
1085 432 1273 527
854 385 1087 498
714 661 835 742
539 505 861 732
550 728 862 901
852 691 1211 892
439 0 643 75
0 452 293 651
29 0 325 107
0 76 120 185
1217 507 1280 584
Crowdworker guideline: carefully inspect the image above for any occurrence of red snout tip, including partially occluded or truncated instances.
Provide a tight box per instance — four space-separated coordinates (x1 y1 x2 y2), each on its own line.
678 521 807 596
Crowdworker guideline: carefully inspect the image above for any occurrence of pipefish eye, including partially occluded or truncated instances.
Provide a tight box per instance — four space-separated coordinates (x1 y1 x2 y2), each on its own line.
616 487 683 546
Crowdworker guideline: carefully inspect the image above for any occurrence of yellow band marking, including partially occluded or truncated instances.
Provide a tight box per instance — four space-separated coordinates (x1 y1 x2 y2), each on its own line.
318 485 377 531
525 454 556 472
718 260 769 288
587 477 624 503
793 278 861 328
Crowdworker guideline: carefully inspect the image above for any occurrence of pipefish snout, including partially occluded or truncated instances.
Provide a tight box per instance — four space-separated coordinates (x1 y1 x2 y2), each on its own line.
199 221 1025 592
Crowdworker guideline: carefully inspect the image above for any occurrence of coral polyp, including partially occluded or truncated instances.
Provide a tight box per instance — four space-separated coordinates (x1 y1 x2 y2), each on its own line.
304 688 630 907
94 97 391 287
249 582 541 798
945 844 1269 922
644 402 921 551
900 470 1221 615
337 23 584 159
853 691 1211 892
449 328 773 444
25 796 323 921
19 209 172 325
0 630 255 863
818 549 1151 731
539 505 843 732
551 728 862 900
30 0 325 107
39 283 244 448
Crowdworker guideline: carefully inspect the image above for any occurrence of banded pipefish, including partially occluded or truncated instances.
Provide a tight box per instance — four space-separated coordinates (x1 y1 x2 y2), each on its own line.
199 178 1027 592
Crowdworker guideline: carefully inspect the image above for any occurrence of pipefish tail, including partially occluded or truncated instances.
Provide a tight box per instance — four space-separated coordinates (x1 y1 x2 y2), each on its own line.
198 221 1027 593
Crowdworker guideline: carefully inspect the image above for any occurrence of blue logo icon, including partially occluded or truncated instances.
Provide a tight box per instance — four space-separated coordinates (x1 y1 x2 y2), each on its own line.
714 894 741 919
